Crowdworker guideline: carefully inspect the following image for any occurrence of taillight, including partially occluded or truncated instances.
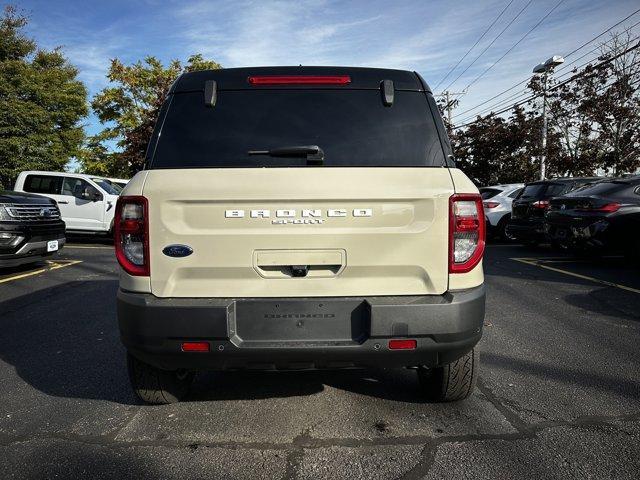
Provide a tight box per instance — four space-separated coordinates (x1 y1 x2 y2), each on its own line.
532 200 550 209
247 75 351 85
577 202 621 213
450 194 486 274
483 201 500 209
114 196 149 276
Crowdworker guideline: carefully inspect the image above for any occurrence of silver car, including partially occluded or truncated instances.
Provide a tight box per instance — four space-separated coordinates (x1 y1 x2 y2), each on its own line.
480 183 524 240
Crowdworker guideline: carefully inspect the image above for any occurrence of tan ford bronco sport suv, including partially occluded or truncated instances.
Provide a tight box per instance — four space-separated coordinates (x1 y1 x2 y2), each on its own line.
116 67 486 404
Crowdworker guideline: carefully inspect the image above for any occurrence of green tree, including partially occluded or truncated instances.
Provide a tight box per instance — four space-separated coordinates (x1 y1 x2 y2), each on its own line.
0 6 87 189
85 54 222 176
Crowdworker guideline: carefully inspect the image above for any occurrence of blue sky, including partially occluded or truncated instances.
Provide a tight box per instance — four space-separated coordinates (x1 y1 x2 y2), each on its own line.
16 0 640 138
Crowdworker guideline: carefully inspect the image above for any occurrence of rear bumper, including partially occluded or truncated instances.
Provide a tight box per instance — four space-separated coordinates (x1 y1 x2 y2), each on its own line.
118 285 486 371
485 210 508 228
544 215 614 250
506 218 545 242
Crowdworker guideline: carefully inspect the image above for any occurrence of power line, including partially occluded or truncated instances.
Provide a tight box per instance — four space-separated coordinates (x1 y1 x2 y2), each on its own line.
439 0 534 94
455 0 566 96
452 40 640 129
563 6 640 58
433 0 516 91
455 30 640 123
450 11 640 120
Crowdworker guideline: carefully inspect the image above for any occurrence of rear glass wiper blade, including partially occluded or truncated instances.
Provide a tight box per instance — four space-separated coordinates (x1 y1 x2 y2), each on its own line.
248 145 324 165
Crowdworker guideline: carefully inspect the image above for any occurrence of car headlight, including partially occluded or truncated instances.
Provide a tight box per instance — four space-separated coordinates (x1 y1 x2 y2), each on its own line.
0 232 24 246
0 204 12 221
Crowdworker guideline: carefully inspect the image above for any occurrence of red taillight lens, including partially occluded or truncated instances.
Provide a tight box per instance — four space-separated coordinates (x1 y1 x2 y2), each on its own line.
532 200 550 209
450 194 486 274
181 341 210 352
114 196 149 276
577 202 621 213
483 201 500 209
388 339 417 350
247 75 351 85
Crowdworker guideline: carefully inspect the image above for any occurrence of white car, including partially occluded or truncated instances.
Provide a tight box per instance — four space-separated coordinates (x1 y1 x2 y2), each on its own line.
14 171 120 234
479 183 524 240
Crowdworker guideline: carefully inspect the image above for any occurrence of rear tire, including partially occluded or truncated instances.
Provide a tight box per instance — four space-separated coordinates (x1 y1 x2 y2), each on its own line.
127 353 194 404
417 349 478 402
497 215 516 242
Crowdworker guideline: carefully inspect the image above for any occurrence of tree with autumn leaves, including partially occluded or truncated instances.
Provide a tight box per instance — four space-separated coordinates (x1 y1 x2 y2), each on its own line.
81 55 222 177
0 6 221 184
1 4 638 185
445 30 640 186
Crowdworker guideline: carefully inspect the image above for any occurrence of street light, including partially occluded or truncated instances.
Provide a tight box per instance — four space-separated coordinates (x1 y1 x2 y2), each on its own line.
533 55 564 180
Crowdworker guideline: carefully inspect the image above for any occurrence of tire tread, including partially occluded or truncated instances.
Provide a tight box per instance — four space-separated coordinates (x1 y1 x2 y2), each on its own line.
418 349 478 402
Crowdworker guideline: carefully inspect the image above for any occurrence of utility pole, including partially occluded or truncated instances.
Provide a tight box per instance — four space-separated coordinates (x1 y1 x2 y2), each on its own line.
434 90 466 126
533 55 564 180
540 72 548 180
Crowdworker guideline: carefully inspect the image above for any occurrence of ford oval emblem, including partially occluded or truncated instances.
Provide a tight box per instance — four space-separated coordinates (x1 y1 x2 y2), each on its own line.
162 244 193 258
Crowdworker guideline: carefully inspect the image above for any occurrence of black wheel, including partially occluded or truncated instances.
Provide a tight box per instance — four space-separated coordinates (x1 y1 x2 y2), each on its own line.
497 216 516 242
127 353 194 404
417 349 478 402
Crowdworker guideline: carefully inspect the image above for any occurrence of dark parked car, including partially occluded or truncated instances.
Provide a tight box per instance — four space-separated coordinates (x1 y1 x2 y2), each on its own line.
507 177 600 245
545 175 640 257
0 191 66 268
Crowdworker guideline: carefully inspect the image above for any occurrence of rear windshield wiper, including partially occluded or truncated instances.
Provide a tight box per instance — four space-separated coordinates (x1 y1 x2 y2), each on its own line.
248 145 324 165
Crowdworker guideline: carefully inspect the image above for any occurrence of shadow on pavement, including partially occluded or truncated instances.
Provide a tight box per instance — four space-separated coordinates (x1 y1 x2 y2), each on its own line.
0 279 429 405
66 233 114 245
485 245 640 322
190 367 427 403
483 351 640 400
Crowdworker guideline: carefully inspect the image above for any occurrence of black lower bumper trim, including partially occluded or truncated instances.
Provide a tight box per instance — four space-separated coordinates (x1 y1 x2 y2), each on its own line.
118 286 486 370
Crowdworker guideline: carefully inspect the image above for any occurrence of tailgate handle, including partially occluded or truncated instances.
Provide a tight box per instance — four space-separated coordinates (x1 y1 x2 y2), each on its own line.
289 265 309 277
254 249 346 279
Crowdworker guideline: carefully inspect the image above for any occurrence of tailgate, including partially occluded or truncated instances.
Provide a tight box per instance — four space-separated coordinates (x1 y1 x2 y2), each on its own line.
144 167 454 298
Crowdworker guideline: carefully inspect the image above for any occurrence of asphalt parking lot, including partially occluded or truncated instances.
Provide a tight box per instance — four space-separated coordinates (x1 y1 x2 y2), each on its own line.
0 241 639 479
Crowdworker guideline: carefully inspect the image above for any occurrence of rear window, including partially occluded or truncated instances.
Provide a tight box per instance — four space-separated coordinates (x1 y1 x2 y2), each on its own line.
520 183 570 199
23 175 62 194
150 89 446 168
508 188 523 198
480 188 501 199
572 181 635 197
520 184 546 198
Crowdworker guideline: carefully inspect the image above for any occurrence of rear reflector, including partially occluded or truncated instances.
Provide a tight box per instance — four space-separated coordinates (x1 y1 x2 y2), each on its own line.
181 341 210 352
248 75 351 85
388 339 417 350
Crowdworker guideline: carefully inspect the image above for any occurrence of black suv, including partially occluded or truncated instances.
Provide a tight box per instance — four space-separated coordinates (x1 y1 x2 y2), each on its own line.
507 177 600 245
545 176 640 256
0 191 66 268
